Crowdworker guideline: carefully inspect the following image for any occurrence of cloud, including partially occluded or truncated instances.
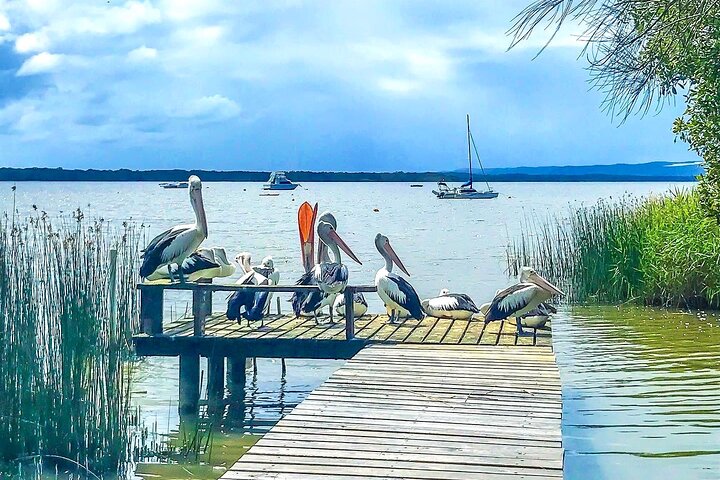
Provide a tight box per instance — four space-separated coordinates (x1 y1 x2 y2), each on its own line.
127 45 158 62
0 0 694 170
16 52 64 75
171 95 241 122
0 13 10 31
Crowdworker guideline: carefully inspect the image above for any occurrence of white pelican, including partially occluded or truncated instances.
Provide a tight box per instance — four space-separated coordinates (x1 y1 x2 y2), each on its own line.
227 253 271 326
292 212 361 323
140 175 207 282
145 247 235 283
479 300 554 328
374 233 424 323
333 292 368 318
520 302 556 329
483 267 564 335
254 256 279 315
422 289 480 320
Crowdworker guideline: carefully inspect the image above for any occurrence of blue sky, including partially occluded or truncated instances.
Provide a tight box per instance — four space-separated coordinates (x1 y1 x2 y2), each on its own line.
0 0 696 171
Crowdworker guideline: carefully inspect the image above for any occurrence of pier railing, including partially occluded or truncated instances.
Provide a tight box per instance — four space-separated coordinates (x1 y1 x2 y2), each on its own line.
137 282 377 340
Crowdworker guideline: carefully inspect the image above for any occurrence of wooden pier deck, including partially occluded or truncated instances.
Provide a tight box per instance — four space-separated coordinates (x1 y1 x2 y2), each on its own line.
134 313 552 358
223 344 563 480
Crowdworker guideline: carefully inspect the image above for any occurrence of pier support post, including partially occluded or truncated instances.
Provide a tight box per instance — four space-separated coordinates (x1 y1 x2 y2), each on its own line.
226 356 247 425
207 355 225 416
192 288 212 336
179 354 200 416
227 356 247 396
344 287 355 340
140 287 164 335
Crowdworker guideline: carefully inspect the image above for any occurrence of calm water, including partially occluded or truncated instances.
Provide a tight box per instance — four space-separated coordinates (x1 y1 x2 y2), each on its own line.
4 180 718 478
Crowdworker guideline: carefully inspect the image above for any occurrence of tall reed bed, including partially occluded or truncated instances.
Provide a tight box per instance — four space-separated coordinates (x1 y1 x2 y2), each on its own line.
0 209 142 477
507 190 720 309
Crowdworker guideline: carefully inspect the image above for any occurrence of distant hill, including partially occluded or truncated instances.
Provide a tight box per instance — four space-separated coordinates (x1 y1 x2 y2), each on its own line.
483 161 703 179
0 161 702 182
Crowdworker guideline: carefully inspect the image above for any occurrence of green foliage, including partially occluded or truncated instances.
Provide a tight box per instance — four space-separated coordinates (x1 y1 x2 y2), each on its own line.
0 211 142 477
507 190 720 308
511 0 720 217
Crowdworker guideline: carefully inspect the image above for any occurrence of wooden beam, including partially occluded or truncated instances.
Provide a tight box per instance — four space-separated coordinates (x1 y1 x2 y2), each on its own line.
140 287 163 335
179 354 200 416
207 355 225 416
192 288 212 336
344 287 355 340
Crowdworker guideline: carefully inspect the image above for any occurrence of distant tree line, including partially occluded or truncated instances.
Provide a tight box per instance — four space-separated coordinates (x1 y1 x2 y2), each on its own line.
0 167 696 183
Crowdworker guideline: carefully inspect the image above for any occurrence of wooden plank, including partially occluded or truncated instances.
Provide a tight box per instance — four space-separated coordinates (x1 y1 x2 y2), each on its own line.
222 343 563 480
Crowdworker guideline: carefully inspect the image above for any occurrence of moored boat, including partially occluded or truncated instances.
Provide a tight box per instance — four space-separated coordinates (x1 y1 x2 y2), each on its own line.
159 181 189 189
263 171 299 190
433 114 498 200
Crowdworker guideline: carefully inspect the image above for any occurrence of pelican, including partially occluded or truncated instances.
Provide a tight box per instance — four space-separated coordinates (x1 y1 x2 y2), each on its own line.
483 267 564 335
422 289 480 320
374 233 424 323
227 252 279 325
145 247 235 283
140 175 207 282
292 212 361 323
254 256 280 315
333 292 368 318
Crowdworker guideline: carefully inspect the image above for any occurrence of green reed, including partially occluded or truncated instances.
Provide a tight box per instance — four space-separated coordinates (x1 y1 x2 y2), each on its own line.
0 209 142 477
507 190 720 309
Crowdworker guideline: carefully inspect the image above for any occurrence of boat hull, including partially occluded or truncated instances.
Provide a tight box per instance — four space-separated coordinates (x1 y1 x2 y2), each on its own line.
263 183 298 190
432 190 499 199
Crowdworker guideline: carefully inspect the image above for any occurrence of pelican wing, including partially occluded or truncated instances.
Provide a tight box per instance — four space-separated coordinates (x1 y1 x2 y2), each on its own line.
178 249 218 275
291 270 323 316
484 283 539 323
139 225 193 278
316 263 348 287
226 289 254 321
429 293 479 313
385 274 424 320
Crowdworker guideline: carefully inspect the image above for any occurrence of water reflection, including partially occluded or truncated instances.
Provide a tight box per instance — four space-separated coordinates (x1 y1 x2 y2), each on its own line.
555 306 720 479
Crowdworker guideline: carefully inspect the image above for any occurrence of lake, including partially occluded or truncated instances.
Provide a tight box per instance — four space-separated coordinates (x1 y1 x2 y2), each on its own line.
3 180 718 479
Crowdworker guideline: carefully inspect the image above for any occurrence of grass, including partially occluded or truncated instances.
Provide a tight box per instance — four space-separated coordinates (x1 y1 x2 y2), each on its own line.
0 209 142 477
507 189 720 309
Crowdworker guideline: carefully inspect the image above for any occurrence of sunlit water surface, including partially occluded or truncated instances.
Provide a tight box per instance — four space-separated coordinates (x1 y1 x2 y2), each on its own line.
4 181 718 479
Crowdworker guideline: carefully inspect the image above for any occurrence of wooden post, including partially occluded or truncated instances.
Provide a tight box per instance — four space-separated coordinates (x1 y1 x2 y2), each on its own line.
227 356 247 396
179 354 200 416
344 287 355 340
207 355 225 416
226 356 247 423
192 287 212 336
276 296 281 315
140 287 164 335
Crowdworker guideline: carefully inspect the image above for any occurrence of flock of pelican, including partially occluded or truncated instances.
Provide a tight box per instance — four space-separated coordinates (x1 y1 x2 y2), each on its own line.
140 176 564 333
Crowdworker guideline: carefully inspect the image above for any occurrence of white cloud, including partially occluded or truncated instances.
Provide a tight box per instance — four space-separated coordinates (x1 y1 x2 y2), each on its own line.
0 13 10 31
377 78 418 94
127 45 158 62
171 95 241 121
15 31 50 53
17 52 64 76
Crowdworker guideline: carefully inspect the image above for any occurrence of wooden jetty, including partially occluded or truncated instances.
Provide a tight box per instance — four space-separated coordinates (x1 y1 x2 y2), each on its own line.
223 344 562 479
132 282 563 477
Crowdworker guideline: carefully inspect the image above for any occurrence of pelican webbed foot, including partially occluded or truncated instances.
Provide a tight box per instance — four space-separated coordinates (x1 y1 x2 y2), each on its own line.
515 317 533 337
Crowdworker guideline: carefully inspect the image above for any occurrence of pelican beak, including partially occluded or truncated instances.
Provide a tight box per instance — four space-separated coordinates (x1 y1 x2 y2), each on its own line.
327 229 362 265
385 242 410 276
530 272 564 296
298 202 318 272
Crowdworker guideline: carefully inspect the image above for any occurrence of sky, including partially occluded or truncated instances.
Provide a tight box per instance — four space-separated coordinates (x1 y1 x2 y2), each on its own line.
0 0 697 171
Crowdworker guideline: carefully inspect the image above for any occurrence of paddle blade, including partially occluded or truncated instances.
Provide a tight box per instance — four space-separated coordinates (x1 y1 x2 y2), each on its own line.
298 202 318 272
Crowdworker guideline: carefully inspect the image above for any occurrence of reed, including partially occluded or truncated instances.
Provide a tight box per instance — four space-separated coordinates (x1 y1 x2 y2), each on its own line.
507 190 720 309
0 209 142 477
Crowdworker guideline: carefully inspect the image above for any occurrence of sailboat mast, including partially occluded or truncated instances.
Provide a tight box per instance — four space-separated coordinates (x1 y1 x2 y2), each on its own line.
466 114 472 187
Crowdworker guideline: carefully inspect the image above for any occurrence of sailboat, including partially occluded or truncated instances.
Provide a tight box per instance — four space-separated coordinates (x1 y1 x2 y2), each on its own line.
432 115 498 200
